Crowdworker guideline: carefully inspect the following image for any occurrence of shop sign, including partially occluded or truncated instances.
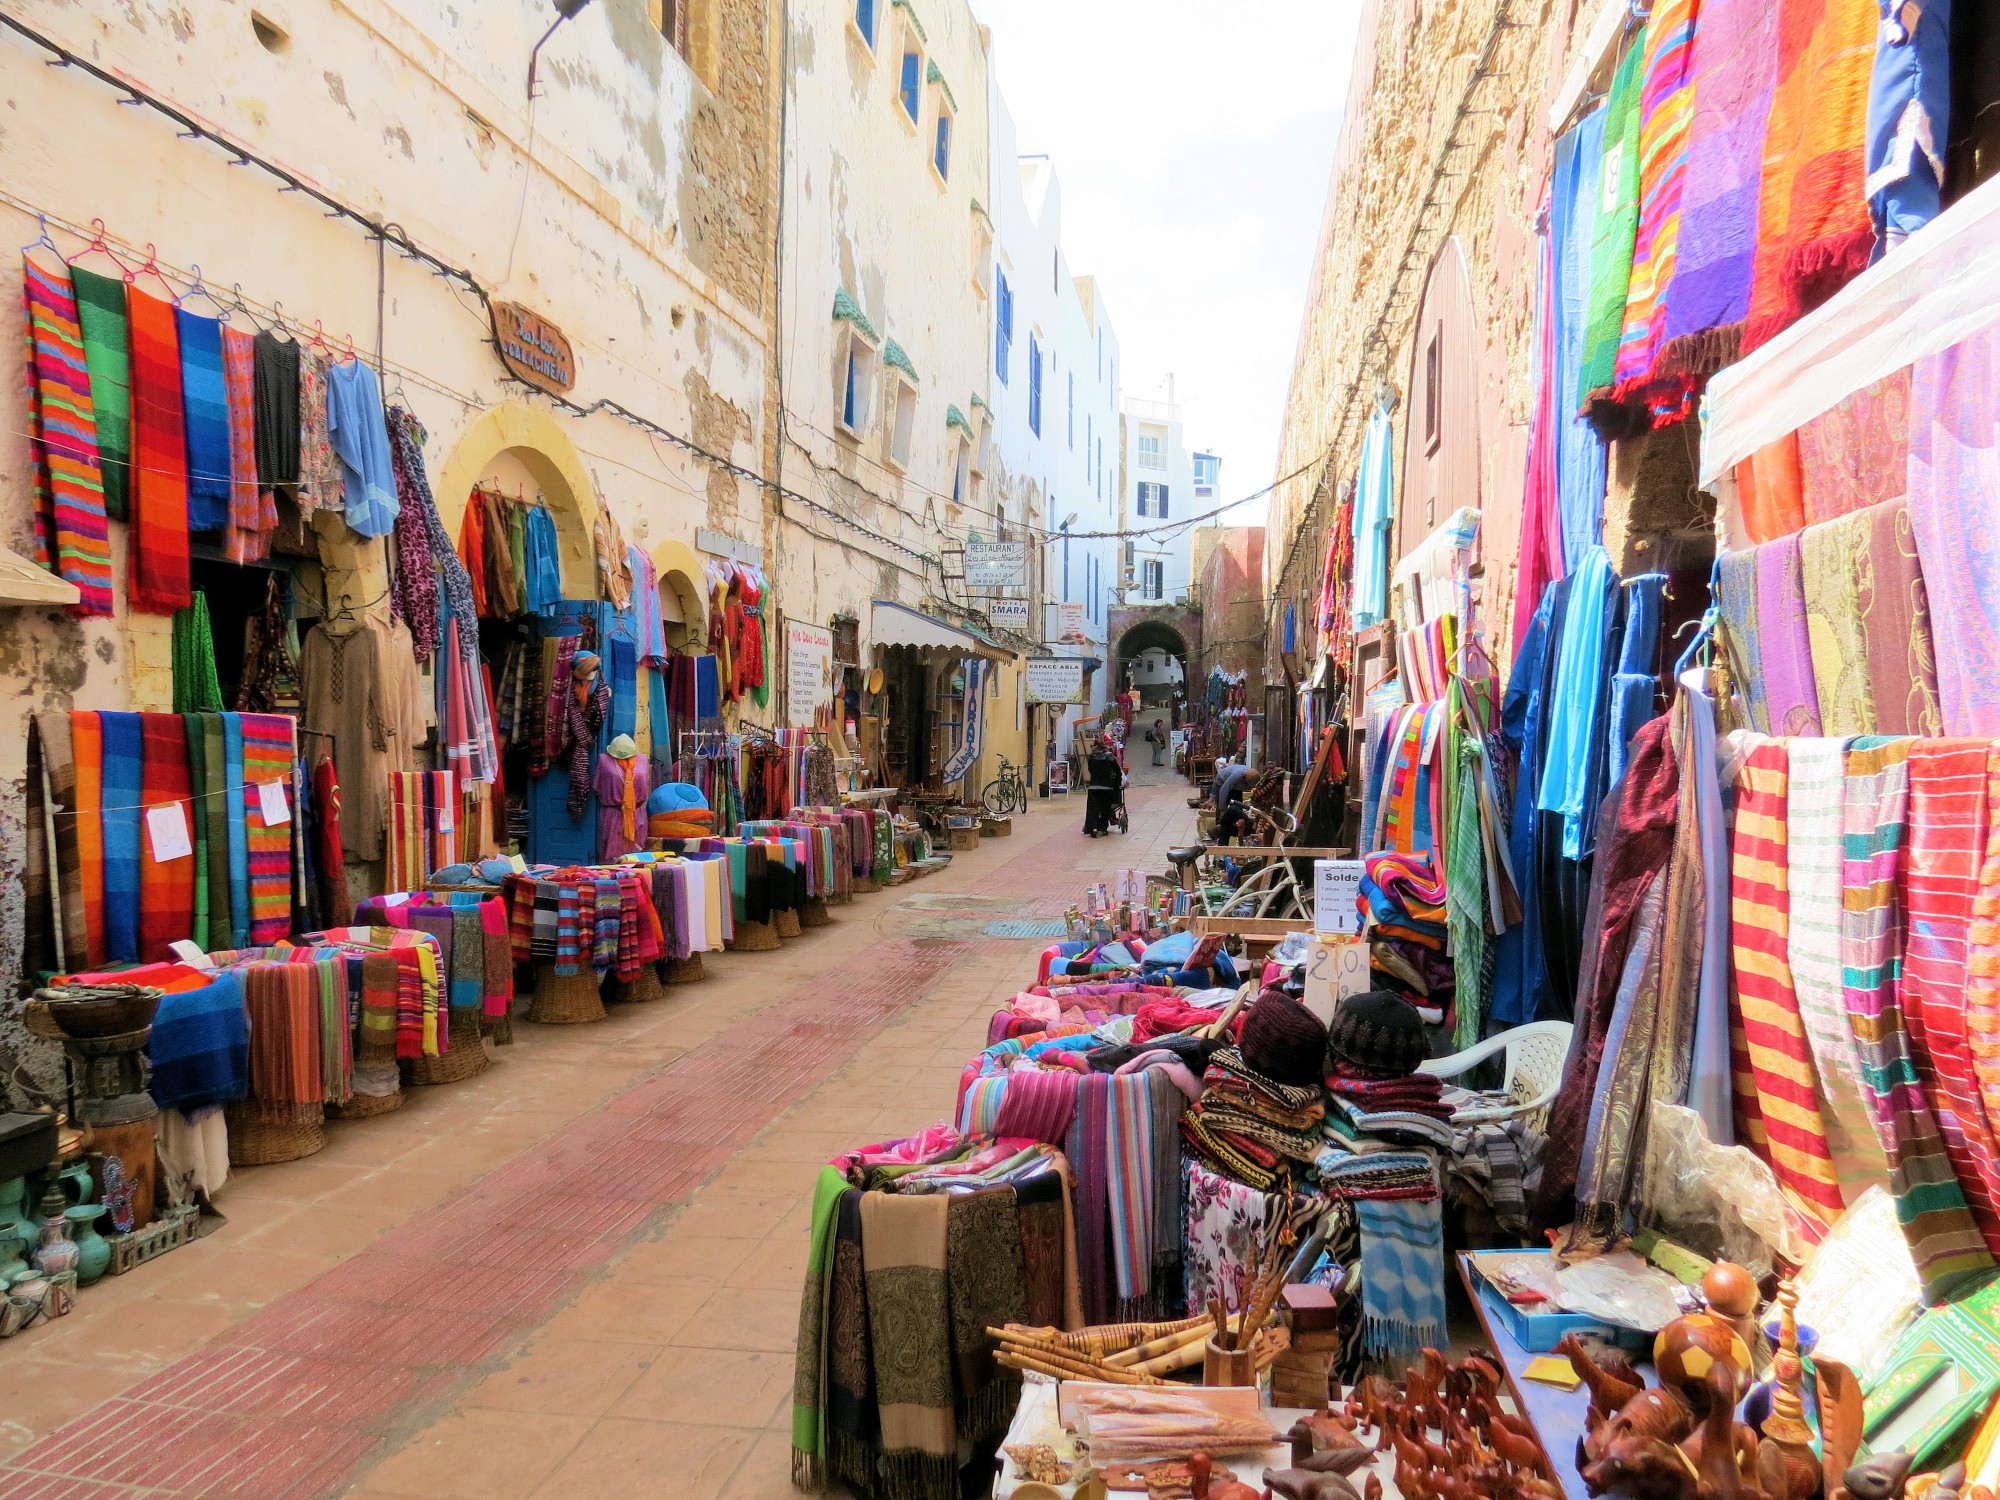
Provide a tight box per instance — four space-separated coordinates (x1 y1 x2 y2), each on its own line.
987 598 1031 630
786 621 834 728
1312 858 1365 937
490 301 575 395
1054 601 1089 643
964 540 1028 589
1025 655 1086 705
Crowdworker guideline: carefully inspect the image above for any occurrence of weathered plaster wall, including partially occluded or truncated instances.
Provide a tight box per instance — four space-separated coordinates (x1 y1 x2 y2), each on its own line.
0 0 778 1082
1268 0 1579 676
1191 527 1268 682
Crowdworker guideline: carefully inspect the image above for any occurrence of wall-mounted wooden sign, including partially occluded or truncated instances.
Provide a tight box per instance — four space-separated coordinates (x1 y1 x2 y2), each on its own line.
491 301 575 395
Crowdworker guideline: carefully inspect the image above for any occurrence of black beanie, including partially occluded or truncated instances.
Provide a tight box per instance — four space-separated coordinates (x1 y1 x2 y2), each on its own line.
1238 990 1330 1088
1325 989 1429 1079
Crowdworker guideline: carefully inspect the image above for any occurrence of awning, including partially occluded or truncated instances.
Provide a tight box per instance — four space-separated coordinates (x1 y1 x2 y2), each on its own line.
0 544 79 608
870 599 1013 662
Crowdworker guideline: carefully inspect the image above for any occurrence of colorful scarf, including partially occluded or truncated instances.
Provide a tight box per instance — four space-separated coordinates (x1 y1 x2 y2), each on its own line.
1860 499 1943 739
239 712 296 944
1798 509 1877 735
1842 737 1997 1298
1800 367 1912 526
175 307 232 532
241 962 323 1123
1610 0 1701 422
70 710 107 968
1579 36 1647 410
68 264 131 522
1736 432 1807 546
220 323 275 563
1651 0 1781 387
1758 535 1821 735
224 713 250 946
1742 0 1879 352
1356 1196 1446 1363
191 712 231 951
22 256 113 614
99 711 144 963
859 1189 954 1500
147 970 249 1113
1903 740 2000 1251
1966 745 2000 1178
1551 106 1609 569
136 712 194 961
1726 739 1846 1231
1907 325 2000 736
792 1166 849 1488
126 288 192 613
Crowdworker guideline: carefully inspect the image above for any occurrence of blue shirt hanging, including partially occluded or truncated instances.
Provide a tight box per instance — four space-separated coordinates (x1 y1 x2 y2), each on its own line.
326 360 400 538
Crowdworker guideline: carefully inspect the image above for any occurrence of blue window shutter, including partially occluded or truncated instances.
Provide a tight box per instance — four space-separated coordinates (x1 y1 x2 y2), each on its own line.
1158 485 1169 519
934 113 950 178
843 349 858 428
900 51 919 120
1028 337 1042 435
855 0 875 45
995 272 1010 384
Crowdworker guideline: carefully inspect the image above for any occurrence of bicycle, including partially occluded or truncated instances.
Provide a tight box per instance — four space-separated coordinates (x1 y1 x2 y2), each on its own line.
981 756 1030 817
1166 805 1307 921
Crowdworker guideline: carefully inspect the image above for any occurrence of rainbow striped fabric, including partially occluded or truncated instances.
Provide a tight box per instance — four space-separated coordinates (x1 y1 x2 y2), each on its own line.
238 713 297 944
1727 738 1845 1232
22 256 113 614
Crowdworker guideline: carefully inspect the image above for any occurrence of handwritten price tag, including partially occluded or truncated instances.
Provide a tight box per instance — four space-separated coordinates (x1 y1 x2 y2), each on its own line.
1303 937 1370 1026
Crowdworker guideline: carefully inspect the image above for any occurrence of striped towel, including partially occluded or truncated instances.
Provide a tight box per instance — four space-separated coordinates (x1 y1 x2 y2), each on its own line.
224 713 250 947
220 323 276 563
70 711 107 968
239 713 296 943
1904 741 2000 1250
1842 736 1997 1298
138 712 194 962
100 711 144 962
22 256 113 615
126 287 191 614
1106 1070 1158 1302
1727 739 1845 1232
1785 737 1890 1199
1967 745 2000 1169
958 1074 1007 1137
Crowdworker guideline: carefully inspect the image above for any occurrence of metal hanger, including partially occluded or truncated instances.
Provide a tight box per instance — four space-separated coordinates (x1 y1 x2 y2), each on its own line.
18 213 60 260
129 243 180 300
227 282 268 332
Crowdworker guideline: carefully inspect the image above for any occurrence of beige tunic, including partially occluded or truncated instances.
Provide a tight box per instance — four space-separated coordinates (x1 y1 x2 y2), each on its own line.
299 618 428 861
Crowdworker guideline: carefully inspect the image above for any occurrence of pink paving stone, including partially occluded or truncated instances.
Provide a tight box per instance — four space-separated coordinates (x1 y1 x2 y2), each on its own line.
0 900 973 1498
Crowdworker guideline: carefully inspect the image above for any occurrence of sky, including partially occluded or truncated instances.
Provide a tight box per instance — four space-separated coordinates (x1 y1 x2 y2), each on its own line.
972 0 1364 527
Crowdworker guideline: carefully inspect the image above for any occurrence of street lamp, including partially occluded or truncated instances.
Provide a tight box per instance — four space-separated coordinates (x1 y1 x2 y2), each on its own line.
528 0 597 100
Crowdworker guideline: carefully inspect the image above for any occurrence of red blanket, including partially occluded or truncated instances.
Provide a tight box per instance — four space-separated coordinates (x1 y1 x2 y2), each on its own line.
126 289 192 613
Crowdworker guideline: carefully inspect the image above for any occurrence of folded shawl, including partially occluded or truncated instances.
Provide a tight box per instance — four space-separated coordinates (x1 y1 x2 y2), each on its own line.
126 288 192 613
22 256 114 615
859 1190 954 1500
1742 0 1879 352
241 962 324 1123
147 970 249 1114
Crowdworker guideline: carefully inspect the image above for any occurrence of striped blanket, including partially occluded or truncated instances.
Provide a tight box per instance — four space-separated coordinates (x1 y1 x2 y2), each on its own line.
125 288 192 614
138 712 194 962
239 713 296 944
386 770 458 893
69 264 130 521
22 256 113 614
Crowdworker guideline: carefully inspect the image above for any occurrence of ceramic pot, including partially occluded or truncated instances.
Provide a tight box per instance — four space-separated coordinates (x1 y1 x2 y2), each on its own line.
7 1267 50 1334
0 1176 34 1247
59 1161 93 1208
64 1205 110 1287
32 1215 79 1281
0 1229 26 1282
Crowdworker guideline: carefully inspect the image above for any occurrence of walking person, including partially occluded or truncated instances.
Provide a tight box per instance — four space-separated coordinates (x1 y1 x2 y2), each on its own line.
1082 736 1122 837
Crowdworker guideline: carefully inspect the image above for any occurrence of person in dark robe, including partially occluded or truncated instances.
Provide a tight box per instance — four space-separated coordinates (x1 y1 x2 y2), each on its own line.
1082 738 1122 836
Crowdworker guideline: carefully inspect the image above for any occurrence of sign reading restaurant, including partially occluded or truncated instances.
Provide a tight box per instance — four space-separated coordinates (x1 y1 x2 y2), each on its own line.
491 301 576 396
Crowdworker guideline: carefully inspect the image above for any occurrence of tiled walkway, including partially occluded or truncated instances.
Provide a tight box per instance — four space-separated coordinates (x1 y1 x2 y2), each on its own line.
1 770 1197 1500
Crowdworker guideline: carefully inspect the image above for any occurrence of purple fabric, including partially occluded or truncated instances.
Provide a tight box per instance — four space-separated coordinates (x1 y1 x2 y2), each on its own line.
1657 0 1782 358
992 1068 1079 1145
1756 532 1822 734
1067 1072 1113 1324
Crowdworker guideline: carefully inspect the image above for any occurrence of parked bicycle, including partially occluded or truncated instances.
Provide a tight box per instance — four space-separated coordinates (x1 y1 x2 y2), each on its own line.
981 756 1030 817
1163 804 1307 920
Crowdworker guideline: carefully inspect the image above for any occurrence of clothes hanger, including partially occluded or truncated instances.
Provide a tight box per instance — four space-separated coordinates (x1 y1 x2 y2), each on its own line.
67 218 137 282
18 213 60 262
227 282 269 333
305 319 334 355
172 263 232 319
130 244 181 301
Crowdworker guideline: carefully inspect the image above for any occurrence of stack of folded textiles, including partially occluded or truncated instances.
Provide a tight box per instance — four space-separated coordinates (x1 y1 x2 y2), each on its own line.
1322 988 1453 1150
1312 1144 1440 1201
1178 990 1328 1192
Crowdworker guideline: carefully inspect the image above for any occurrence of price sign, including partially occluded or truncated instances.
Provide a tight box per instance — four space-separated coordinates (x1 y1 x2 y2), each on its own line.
1313 859 1365 936
1302 937 1370 1026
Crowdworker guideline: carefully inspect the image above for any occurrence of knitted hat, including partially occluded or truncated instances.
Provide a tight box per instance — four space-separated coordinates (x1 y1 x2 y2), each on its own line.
1238 989 1330 1088
1325 989 1430 1079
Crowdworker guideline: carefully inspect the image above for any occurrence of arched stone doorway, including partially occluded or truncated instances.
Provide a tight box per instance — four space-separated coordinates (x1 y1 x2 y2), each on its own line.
649 536 708 650
1110 611 1196 707
434 402 601 598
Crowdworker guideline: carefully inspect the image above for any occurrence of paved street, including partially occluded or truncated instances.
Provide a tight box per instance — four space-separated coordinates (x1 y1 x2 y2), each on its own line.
0 770 1196 1500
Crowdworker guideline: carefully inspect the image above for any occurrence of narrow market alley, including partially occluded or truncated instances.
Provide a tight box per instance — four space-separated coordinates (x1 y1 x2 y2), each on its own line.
0 781 1196 1500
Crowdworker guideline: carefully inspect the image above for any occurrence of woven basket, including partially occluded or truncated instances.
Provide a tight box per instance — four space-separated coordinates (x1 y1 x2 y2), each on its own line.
802 897 832 928
327 1090 403 1120
666 955 704 985
774 908 802 938
403 1039 490 1085
729 918 780 952
528 963 607 1024
829 889 853 906
225 1102 327 1165
607 966 666 1005
852 876 881 894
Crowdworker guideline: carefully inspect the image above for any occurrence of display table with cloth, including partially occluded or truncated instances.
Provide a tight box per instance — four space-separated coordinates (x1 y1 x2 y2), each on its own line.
354 892 515 1076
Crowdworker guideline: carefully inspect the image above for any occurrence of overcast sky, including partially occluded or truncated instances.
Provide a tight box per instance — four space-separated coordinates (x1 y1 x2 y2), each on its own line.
973 0 1363 526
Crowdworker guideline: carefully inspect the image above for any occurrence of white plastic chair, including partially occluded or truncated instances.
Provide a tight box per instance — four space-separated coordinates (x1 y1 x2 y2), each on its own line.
1416 1020 1574 1131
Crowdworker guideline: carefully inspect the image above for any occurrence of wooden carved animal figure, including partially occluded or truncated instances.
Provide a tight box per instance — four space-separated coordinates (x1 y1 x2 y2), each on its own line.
1488 1418 1547 1474
1349 1375 1394 1436
1557 1333 1647 1425
1585 1387 1698 1465
1396 1452 1433 1500
1687 1367 1758 1500
1509 1475 1566 1500
1462 1354 1504 1400
1841 1452 1914 1500
1297 1448 1374 1478
1263 1469 1362 1500
1364 1473 1384 1500
1581 1434 1700 1500
1389 1412 1431 1476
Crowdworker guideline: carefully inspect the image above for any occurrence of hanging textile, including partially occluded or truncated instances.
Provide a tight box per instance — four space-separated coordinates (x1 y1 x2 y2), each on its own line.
1742 0 1878 352
138 711 195 962
296 349 339 511
594 507 633 610
1786 736 1891 1198
311 753 350 929
389 473 439 660
175 306 232 532
1552 107 1610 567
631 544 666 662
1536 545 1613 860
1610 0 1701 420
239 712 296 944
21 255 113 615
69 263 131 523
1841 736 1996 1299
1350 407 1395 631
1798 509 1879 735
1519 231 1563 657
101 711 144 963
171 595 224 713
1726 737 1847 1231
126 287 192 614
1966 744 2000 1171
1757 534 1821 735
941 658 990 785
1864 0 1953 247
1907 324 2000 737
326 360 399 538
1715 545 1767 731
252 328 300 500
1580 37 1647 410
1650 0 1782 388
220 324 275 563
1607 574 1665 788
223 713 248 947
1903 740 2000 1249
71 711 107 969
1685 674 1738 1145
1491 588 1555 1029
524 504 563 616
1799 368 1913 526
385 770 457 892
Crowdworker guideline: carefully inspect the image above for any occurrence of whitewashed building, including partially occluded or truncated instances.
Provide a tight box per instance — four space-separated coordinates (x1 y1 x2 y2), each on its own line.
1121 389 1202 606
